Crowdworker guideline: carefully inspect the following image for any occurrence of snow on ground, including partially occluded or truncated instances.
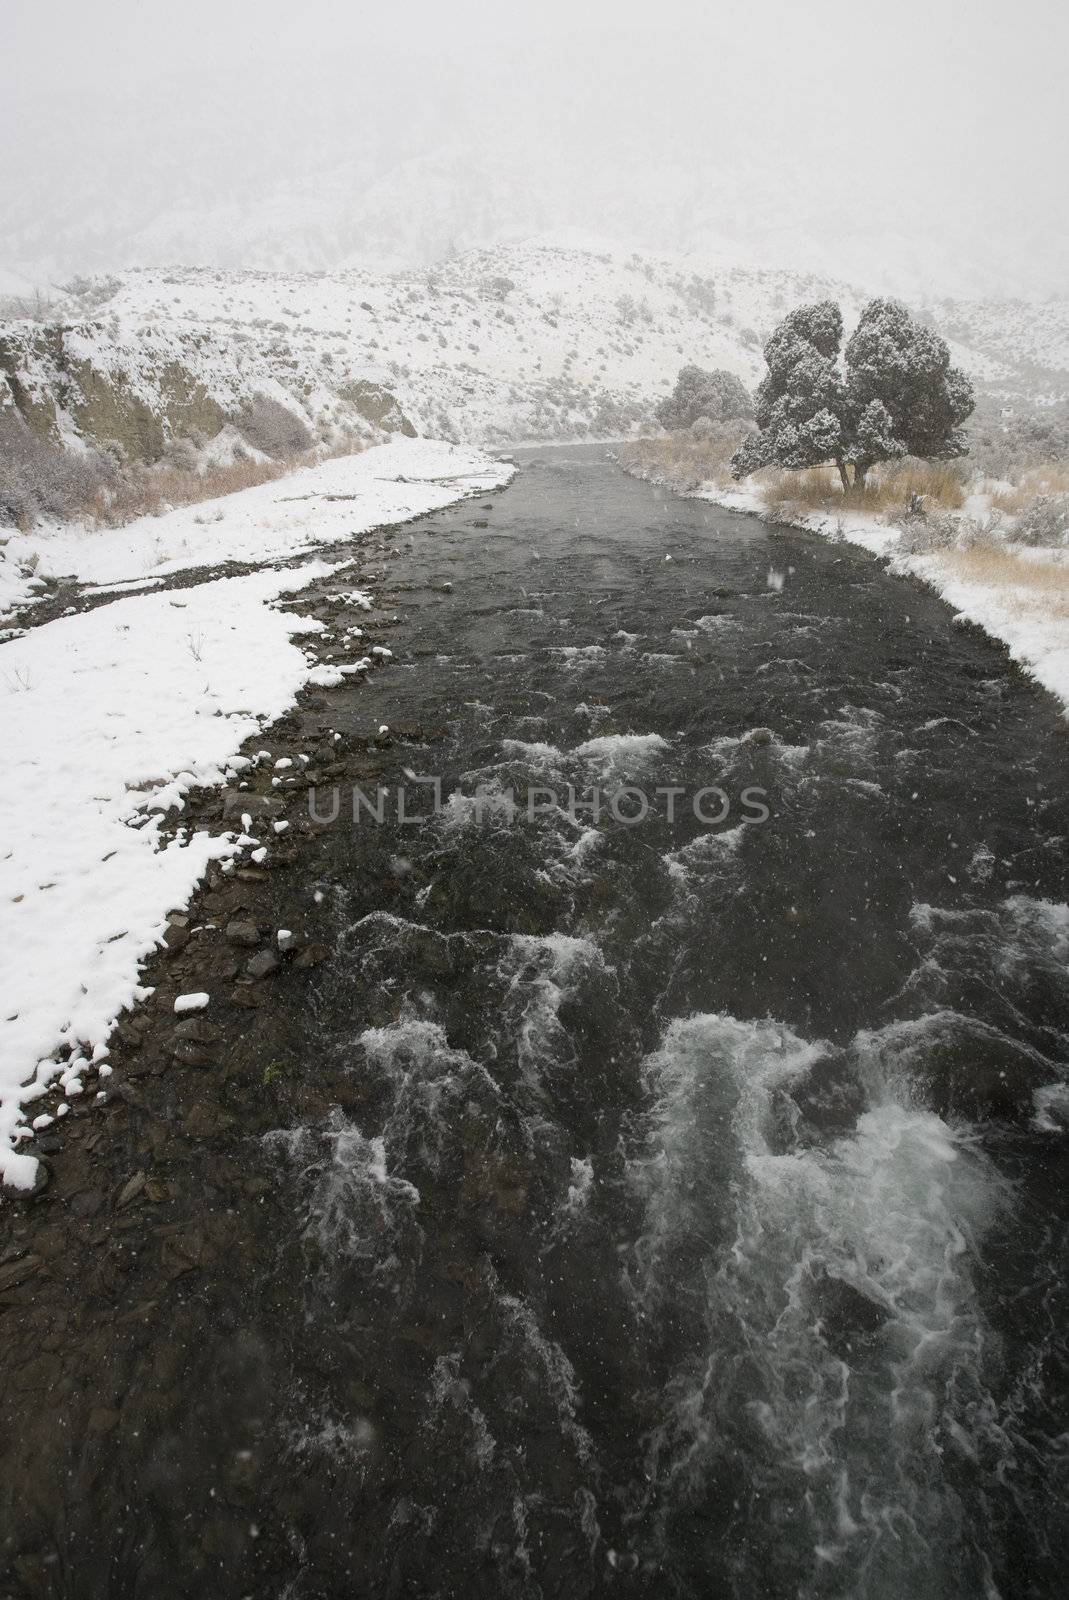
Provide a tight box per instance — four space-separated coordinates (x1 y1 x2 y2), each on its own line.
0 440 511 1191
908 549 1069 710
696 481 1069 715
4 243 1046 496
0 438 511 618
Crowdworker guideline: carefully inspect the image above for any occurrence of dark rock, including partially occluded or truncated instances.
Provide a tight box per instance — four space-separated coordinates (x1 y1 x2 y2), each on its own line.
163 925 190 954
246 950 280 980
0 1254 42 1292
71 1188 104 1219
169 1040 217 1068
182 1104 235 1141
116 1172 146 1209
221 790 282 820
173 1017 221 1043
225 920 260 948
294 943 329 970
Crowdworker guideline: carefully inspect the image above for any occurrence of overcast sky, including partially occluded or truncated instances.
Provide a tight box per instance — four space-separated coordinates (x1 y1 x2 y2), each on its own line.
2 0 1066 294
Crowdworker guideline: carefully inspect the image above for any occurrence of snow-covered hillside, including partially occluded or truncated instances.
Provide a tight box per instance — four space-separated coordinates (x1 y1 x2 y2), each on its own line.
929 298 1069 388
1 243 1064 464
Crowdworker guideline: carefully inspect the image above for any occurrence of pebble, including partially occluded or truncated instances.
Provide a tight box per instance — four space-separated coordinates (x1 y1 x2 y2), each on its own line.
174 993 209 1014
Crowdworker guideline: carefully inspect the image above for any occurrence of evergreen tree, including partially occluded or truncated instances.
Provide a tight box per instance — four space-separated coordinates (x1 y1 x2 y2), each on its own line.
731 298 974 488
731 302 851 488
843 298 974 486
657 365 753 431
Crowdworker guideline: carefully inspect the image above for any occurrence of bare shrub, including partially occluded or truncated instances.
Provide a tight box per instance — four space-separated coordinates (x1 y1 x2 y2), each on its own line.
0 413 118 529
967 398 1069 479
1012 493 1069 548
234 394 312 458
83 456 289 527
2 403 371 532
900 510 1004 555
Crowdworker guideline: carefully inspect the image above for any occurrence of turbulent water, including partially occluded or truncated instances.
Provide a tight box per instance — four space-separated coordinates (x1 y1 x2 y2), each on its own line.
270 449 1068 1598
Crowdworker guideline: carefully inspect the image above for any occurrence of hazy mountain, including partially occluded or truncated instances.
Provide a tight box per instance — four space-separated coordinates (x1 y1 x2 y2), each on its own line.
2 33 1065 304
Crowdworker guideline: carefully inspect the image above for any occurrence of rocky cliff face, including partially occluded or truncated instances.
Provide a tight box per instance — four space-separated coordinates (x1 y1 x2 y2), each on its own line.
0 317 414 466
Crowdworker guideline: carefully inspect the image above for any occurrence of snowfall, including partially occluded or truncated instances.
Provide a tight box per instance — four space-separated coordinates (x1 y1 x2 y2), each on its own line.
0 438 512 1191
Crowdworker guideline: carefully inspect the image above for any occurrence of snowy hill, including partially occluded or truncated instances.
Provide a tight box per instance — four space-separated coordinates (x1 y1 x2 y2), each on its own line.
1 243 1064 462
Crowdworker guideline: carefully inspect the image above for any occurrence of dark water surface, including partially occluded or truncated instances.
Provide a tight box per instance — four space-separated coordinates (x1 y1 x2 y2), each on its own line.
21 448 1069 1598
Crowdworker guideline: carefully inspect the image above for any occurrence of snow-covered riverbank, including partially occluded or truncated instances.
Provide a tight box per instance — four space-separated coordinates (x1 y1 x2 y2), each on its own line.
0 439 512 1191
0 438 511 619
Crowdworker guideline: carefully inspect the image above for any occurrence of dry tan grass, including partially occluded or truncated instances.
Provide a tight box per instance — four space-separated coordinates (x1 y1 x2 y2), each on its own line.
876 459 968 511
760 459 967 517
936 546 1069 619
760 466 842 511
82 434 369 529
618 431 749 491
621 440 973 518
990 466 1069 515
84 457 288 527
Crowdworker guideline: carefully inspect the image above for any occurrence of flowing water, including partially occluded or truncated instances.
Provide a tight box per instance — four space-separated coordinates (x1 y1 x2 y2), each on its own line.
36 446 1067 1599
251 447 1069 1598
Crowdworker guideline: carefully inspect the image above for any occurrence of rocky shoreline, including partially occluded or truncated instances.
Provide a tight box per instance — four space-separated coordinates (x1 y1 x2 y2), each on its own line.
0 505 484 1588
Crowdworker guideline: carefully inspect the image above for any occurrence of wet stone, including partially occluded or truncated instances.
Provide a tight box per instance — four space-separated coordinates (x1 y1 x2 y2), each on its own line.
221 790 282 820
0 1254 43 1292
246 950 280 980
225 920 261 947
294 943 329 970
173 1016 220 1044
169 1039 217 1068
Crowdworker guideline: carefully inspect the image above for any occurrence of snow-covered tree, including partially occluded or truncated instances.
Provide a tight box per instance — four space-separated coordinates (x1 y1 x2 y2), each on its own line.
657 365 753 431
731 298 974 489
730 302 851 488
843 298 974 486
